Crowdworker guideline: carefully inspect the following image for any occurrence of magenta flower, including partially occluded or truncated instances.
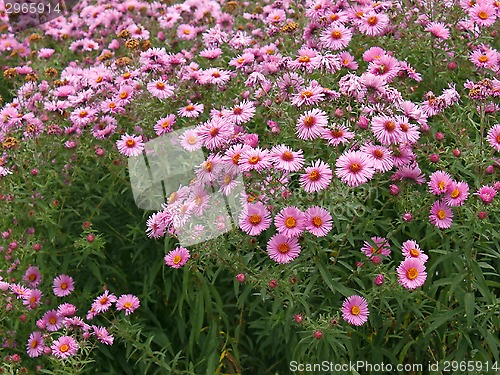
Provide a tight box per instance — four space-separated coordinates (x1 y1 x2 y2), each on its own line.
371 115 402 145
397 258 427 290
116 294 140 315
51 335 79 359
23 266 42 288
274 206 306 238
360 236 391 259
487 124 500 152
428 171 453 196
401 240 429 263
425 22 450 39
361 144 394 172
93 290 117 313
469 3 496 27
304 206 332 237
53 274 75 297
239 147 271 172
116 133 144 157
335 151 375 187
342 295 369 326
476 185 497 204
320 24 353 50
164 246 190 269
296 108 328 140
300 159 333 193
26 331 44 358
321 125 355 146
358 12 389 36
238 202 271 236
92 326 114 345
429 200 453 229
270 145 305 172
266 233 301 264
153 115 176 136
444 181 469 206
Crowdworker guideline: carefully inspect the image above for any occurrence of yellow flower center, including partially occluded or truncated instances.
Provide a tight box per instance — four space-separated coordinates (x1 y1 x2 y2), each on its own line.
59 344 69 353
312 216 323 227
384 120 395 131
278 243 290 253
285 217 297 228
367 16 377 25
406 267 418 280
248 155 260 164
282 151 294 161
124 301 133 309
309 170 320 181
126 139 135 147
351 306 361 315
49 317 57 325
173 255 182 264
438 181 446 191
119 91 128 99
185 105 195 111
298 56 310 63
409 248 420 257
301 90 313 98
60 283 68 290
249 214 262 225
187 135 197 145
437 209 446 220
331 30 342 39
156 82 165 89
450 189 460 199
303 116 315 127
478 11 488 20
350 163 361 173
31 340 38 348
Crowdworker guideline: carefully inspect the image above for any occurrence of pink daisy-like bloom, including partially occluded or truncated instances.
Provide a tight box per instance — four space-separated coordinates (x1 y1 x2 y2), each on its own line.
339 52 358 70
26 331 44 358
42 309 62 332
23 266 42 288
197 117 233 150
199 47 223 59
300 159 333 193
487 124 500 151
321 124 355 146
401 240 429 263
396 115 420 144
291 82 325 107
428 171 453 196
363 46 386 62
358 11 389 36
274 206 306 238
371 115 402 145
425 22 450 39
23 289 43 310
476 185 497 204
222 100 256 125
238 202 271 236
289 47 322 72
444 181 469 207
360 236 391 258
470 49 498 69
201 68 232 86
335 151 376 188
115 85 134 106
296 108 328 140
147 79 175 100
320 24 353 50
51 335 79 359
368 54 400 83
469 3 496 27
154 114 176 136
177 24 197 40
180 128 203 152
116 294 140 315
221 144 250 174
178 103 204 118
342 295 369 326
270 145 305 172
116 134 144 157
397 258 427 290
429 200 453 229
53 274 75 297
239 147 271 172
93 290 117 313
361 144 393 173
164 246 190 268
57 303 77 317
304 206 332 237
266 233 301 264
92 326 114 345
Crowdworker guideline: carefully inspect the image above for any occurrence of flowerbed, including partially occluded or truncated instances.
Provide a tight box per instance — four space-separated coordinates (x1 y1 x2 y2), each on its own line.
0 0 499 373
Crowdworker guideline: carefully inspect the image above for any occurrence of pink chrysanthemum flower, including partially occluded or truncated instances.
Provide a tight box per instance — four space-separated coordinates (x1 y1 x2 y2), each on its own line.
304 206 332 237
238 202 271 236
470 49 498 69
93 290 117 313
342 295 369 326
116 134 144 157
339 52 358 70
239 147 271 172
361 144 393 173
165 246 190 268
425 22 450 39
371 115 402 145
51 335 79 359
23 289 43 310
396 115 420 144
42 309 62 332
397 258 427 290
469 3 496 27
270 145 305 172
300 159 333 193
196 117 232 150
335 151 376 188
57 303 77 317
444 181 469 206
178 103 204 118
429 200 453 229
358 11 389 36
363 46 386 62
361 236 391 258
321 124 355 146
428 171 453 196
177 24 197 40
296 108 328 140
53 274 75 297
476 185 497 204
291 82 325 107
320 24 353 50
222 144 250 174
222 100 256 125
26 331 44 358
154 114 176 136
487 124 500 152
23 266 42 288
180 128 203 152
289 47 322 72
92 326 114 345
401 240 429 263
274 206 306 238
147 79 175 99
266 233 301 264
368 55 400 83
116 294 140 315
